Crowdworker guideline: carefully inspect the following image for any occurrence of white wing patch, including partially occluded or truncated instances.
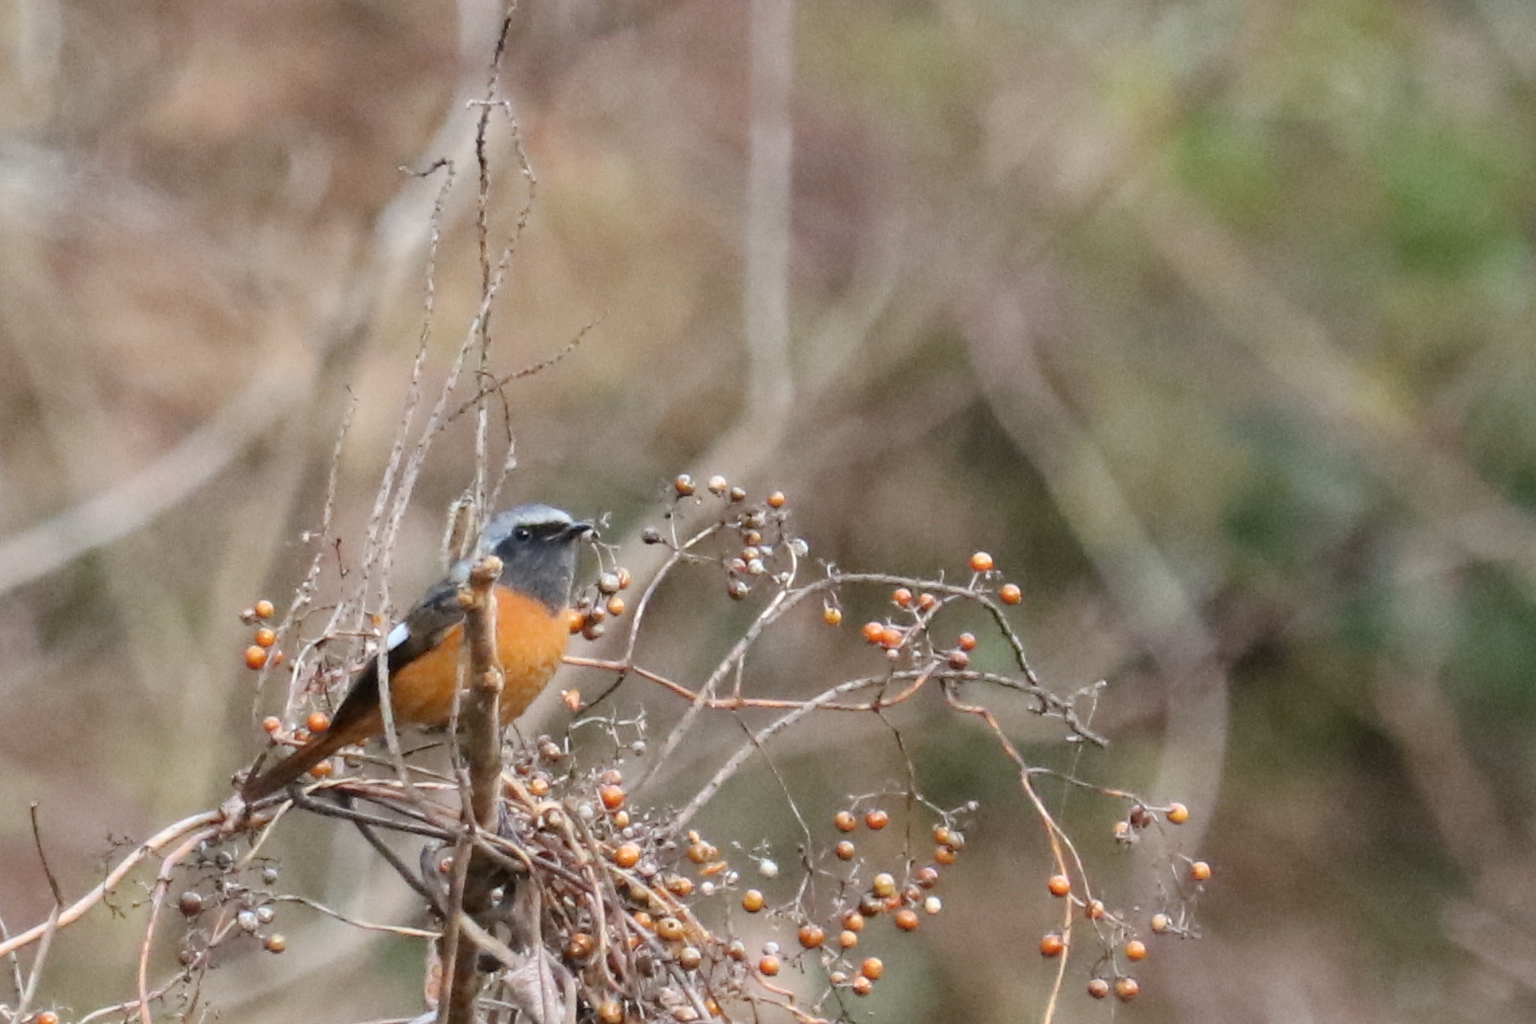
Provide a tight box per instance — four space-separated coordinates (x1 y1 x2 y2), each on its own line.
386 622 410 651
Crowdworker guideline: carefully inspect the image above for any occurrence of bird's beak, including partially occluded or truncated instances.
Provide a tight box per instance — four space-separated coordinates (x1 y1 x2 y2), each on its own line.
564 520 597 541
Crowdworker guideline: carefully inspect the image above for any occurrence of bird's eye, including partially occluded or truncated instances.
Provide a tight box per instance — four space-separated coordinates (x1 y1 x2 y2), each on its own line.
513 526 532 542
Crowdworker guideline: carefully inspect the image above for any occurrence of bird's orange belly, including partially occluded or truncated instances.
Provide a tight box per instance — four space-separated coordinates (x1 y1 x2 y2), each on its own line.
387 587 570 727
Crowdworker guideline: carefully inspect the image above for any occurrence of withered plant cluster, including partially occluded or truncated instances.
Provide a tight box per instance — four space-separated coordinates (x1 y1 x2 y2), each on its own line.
0 483 1209 1024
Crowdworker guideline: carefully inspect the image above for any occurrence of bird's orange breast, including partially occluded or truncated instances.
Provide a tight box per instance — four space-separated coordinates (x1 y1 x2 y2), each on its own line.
388 586 571 727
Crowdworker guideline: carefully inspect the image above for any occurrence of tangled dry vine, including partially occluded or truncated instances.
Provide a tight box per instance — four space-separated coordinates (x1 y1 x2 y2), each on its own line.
0 482 1209 1024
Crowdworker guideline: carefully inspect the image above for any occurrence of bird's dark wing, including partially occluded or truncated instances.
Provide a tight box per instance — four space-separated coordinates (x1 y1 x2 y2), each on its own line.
326 572 468 738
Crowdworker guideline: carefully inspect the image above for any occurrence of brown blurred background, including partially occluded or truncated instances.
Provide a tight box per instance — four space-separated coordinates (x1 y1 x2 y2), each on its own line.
4 0 1536 1021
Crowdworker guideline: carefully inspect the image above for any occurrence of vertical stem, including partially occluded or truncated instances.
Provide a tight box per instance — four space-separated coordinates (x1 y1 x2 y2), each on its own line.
443 554 505 1023
744 0 795 420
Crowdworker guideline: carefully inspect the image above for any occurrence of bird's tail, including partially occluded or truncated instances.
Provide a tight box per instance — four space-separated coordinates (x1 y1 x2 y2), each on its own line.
241 728 354 803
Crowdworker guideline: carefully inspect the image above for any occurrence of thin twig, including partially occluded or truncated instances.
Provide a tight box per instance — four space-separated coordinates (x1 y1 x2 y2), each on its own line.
0 810 222 960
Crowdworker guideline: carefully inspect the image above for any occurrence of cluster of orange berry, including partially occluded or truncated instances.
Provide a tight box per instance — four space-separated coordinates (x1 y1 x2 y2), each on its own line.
719 807 957 1001
1038 802 1209 1002
569 565 633 641
841 551 1023 665
256 709 337 778
647 476 797 603
480 730 971 1022
239 599 281 671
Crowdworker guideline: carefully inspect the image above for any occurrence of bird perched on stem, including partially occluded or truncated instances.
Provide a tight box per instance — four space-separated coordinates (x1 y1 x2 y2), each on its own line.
242 503 592 802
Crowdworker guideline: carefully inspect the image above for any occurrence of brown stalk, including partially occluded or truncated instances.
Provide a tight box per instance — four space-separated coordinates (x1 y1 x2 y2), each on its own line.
442 553 505 1024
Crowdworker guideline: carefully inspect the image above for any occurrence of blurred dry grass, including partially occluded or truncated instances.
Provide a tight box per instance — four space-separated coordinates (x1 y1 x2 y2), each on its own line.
4 0 1536 1021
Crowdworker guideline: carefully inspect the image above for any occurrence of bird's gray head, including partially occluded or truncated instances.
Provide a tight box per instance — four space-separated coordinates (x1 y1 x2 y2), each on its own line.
479 503 594 613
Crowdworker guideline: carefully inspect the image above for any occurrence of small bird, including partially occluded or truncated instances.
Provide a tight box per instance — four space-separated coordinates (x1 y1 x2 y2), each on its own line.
242 503 593 802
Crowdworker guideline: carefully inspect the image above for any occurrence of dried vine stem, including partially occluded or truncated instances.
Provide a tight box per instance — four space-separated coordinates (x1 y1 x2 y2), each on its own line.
442 552 507 1024
0 810 222 960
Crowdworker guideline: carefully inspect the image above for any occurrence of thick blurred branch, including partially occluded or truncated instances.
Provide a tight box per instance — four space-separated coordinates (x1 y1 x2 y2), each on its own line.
966 279 1230 835
0 353 314 597
1135 183 1536 604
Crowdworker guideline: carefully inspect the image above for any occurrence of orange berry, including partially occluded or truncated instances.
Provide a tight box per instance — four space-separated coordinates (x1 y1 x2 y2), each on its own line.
872 873 897 898
915 866 940 888
566 609 585 633
634 912 654 930
957 632 977 651
306 711 331 734
1087 979 1110 999
308 759 333 779
264 934 287 953
1166 802 1190 824
851 975 873 996
865 809 890 830
947 649 971 670
1086 899 1106 920
917 592 938 612
565 933 596 960
880 625 903 648
894 908 920 931
767 491 786 508
667 876 694 898
674 474 695 496
600 785 626 811
1115 977 1140 1002
244 645 268 670
678 946 702 970
835 810 858 832
998 583 1022 605
798 924 826 948
613 843 641 869
842 911 865 932
861 622 885 644
254 627 277 648
1191 860 1212 882
969 551 994 573
261 716 282 734
1150 913 1170 934
836 840 856 860
606 596 626 617
1039 932 1065 957
823 605 843 626
271 651 285 666
707 475 729 495
757 955 781 977
838 929 859 949
253 599 275 619
1047 874 1071 897
1125 939 1147 961
561 689 584 712
598 1001 624 1024
860 957 883 981
36 1013 61 1024
934 846 957 865
615 568 632 589
892 587 913 608
656 917 685 941
741 889 765 913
